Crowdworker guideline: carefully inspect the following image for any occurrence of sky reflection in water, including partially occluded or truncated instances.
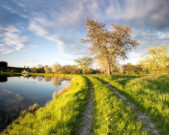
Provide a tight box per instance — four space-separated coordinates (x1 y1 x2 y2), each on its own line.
0 75 69 131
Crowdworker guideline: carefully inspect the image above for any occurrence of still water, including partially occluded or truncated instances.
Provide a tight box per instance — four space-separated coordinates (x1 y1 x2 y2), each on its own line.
0 75 70 131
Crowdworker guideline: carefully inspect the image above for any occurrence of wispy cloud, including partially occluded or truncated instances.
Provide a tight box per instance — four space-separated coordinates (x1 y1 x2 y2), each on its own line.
0 25 27 54
119 52 143 65
158 33 169 39
105 0 169 29
28 20 64 51
0 0 169 65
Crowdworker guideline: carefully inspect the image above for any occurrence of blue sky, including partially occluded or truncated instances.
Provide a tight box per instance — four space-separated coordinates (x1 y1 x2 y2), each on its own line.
0 0 169 67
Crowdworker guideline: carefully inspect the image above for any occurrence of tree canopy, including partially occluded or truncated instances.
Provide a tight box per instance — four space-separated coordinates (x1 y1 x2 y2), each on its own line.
82 19 139 75
0 61 8 67
140 45 169 73
52 63 61 73
44 66 52 73
75 56 93 74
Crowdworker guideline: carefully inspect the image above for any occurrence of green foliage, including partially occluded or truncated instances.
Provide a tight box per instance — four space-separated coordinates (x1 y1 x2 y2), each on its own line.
122 63 144 74
44 66 52 74
75 56 93 74
52 63 61 73
140 45 169 73
30 67 37 73
58 65 82 74
2 75 89 135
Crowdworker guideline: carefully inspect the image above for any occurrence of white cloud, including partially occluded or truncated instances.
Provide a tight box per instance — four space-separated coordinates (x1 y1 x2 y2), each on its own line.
158 33 169 39
2 0 169 59
106 0 156 20
28 20 64 51
119 52 143 65
0 47 14 54
0 26 27 54
29 21 47 36
4 0 169 30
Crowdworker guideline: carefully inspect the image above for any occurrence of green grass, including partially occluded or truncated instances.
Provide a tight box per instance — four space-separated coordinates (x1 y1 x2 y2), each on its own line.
1 73 168 134
88 76 147 135
2 75 89 135
98 74 169 134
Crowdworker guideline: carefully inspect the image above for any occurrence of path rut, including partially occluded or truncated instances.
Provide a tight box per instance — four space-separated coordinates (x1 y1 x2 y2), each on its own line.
105 83 159 135
77 88 94 135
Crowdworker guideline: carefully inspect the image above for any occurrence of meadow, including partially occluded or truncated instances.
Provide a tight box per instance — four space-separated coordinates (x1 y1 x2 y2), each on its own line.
1 73 168 135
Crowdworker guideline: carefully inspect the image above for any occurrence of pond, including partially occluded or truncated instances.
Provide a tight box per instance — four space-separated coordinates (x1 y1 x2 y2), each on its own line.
0 75 70 131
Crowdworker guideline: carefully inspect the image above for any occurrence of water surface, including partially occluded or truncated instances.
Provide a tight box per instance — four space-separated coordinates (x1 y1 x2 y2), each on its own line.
0 75 70 131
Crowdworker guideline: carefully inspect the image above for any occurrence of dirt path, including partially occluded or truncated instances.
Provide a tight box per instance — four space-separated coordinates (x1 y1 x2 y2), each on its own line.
77 88 94 135
106 83 159 135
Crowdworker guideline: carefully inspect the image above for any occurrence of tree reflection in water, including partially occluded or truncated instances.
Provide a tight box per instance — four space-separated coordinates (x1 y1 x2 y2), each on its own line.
0 75 70 131
31 75 37 80
0 88 26 131
52 77 62 87
44 76 52 82
0 76 7 82
37 76 43 81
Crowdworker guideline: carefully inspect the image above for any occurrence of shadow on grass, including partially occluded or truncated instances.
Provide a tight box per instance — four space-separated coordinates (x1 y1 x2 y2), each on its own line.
110 75 142 86
94 75 169 135
140 76 169 93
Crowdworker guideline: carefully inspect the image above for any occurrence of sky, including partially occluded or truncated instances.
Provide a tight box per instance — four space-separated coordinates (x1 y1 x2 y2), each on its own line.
0 0 169 67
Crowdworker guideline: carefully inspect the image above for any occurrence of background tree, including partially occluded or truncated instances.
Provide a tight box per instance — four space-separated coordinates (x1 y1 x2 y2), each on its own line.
30 67 37 73
0 61 8 67
44 66 52 73
122 63 143 74
141 45 169 73
82 19 139 75
59 65 81 74
75 56 93 74
52 77 61 87
122 63 135 74
52 62 61 73
37 64 44 73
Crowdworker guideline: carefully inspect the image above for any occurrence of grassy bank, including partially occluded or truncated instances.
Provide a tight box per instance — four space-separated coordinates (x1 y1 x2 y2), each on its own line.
1 74 168 134
88 76 147 135
1 75 89 135
98 74 169 134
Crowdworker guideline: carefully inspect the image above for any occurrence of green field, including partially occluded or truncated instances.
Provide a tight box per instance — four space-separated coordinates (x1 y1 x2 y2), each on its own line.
1 74 169 135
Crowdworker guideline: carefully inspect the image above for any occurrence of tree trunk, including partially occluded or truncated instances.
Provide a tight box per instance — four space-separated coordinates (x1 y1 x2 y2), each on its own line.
106 64 111 76
83 68 86 74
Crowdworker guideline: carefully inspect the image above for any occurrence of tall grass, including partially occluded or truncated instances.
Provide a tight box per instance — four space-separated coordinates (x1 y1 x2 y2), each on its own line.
99 74 169 134
2 75 89 135
88 76 147 135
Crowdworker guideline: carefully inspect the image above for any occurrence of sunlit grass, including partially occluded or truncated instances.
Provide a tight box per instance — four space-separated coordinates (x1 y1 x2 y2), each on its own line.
2 75 89 135
1 74 168 135
88 76 147 135
99 74 169 134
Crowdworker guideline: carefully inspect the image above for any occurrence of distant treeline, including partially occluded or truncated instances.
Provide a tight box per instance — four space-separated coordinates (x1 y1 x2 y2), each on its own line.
0 61 8 67
0 66 26 73
27 64 100 74
0 61 26 73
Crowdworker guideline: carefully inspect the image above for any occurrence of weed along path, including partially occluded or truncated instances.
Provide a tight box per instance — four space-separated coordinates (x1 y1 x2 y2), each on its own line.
77 86 94 134
104 83 159 135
